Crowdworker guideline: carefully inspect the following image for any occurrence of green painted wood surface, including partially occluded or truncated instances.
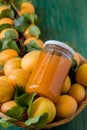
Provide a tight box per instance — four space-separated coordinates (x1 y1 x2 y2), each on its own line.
0 0 87 130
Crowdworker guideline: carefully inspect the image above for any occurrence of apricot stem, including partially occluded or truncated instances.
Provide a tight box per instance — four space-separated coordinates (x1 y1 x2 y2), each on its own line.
11 2 19 16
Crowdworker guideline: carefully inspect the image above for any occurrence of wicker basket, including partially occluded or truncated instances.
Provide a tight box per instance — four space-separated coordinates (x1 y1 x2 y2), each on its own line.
0 53 87 129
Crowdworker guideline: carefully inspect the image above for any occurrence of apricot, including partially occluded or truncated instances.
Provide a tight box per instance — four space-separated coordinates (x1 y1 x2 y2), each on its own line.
0 28 19 40
24 24 41 39
0 49 18 65
0 18 14 25
69 83 86 103
0 79 15 103
24 25 33 39
0 68 4 76
21 50 41 72
30 97 56 123
0 5 10 14
1 100 17 113
18 2 35 16
76 63 87 86
8 68 30 88
61 76 71 94
4 57 21 76
56 95 77 118
74 52 87 65
0 75 8 82
24 37 44 48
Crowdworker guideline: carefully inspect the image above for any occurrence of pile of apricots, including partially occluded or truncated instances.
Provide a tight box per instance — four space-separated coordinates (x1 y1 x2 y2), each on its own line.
0 0 87 128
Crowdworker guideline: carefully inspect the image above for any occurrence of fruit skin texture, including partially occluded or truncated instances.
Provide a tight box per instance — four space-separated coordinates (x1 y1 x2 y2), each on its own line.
0 49 18 65
0 5 10 14
19 2 35 16
30 97 56 123
24 37 44 48
4 57 21 76
1 100 17 113
21 50 41 72
8 68 30 88
0 18 14 25
76 63 87 86
0 28 19 39
56 95 77 118
24 24 40 39
0 75 8 82
0 79 15 103
61 76 71 94
69 83 86 103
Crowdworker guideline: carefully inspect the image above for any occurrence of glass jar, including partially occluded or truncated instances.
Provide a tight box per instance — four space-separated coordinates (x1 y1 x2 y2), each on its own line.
26 40 75 103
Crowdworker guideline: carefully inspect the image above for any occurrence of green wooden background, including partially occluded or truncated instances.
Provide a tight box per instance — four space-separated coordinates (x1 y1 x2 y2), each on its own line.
0 0 87 130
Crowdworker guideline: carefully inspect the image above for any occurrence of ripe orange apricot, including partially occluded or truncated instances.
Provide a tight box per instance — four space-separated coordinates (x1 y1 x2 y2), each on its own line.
1 100 17 113
69 83 86 103
24 37 44 48
76 63 87 86
23 24 40 39
0 28 19 40
0 75 8 82
0 18 14 25
24 27 32 39
0 49 18 65
0 79 15 103
18 2 35 16
21 50 41 72
8 68 30 88
30 97 56 123
61 76 71 94
56 95 77 118
4 57 21 76
0 5 10 14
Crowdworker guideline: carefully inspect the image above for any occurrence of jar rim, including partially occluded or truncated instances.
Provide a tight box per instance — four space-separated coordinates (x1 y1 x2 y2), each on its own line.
44 40 75 55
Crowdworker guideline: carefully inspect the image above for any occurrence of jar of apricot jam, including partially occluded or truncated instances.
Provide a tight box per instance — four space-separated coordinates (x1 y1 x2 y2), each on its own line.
26 40 75 103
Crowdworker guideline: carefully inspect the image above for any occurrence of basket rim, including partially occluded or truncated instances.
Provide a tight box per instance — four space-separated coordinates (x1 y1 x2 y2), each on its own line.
0 96 87 129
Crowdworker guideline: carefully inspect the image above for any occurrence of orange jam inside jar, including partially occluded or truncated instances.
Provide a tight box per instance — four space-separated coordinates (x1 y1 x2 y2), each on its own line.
26 40 75 103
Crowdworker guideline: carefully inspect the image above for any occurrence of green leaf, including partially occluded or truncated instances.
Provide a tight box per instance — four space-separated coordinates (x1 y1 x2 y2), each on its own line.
14 13 38 33
0 9 14 19
0 65 3 70
0 40 2 51
27 93 36 116
28 25 41 38
0 24 12 32
1 39 20 54
5 106 24 120
14 93 30 107
4 30 18 40
14 15 30 32
23 13 38 23
15 85 25 97
33 113 49 127
14 86 36 107
25 113 48 127
25 40 42 52
13 0 22 9
0 118 15 128
71 59 78 72
69 59 78 83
